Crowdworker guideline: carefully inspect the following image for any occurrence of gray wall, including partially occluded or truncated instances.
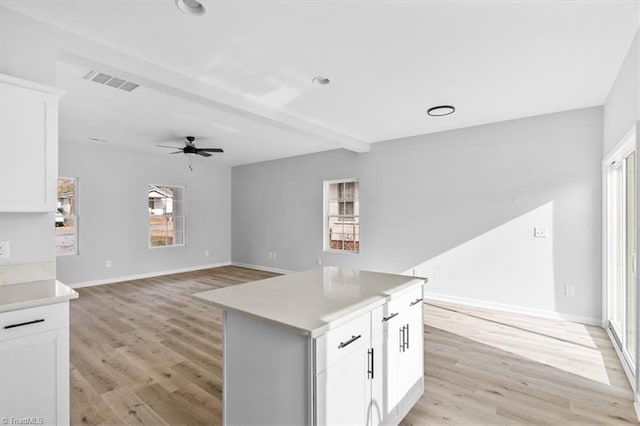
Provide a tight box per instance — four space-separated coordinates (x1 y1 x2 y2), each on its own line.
232 107 603 320
0 9 59 268
57 139 231 285
603 28 639 154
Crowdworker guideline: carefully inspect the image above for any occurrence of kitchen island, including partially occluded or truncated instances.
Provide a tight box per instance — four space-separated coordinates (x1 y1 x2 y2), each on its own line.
193 266 426 426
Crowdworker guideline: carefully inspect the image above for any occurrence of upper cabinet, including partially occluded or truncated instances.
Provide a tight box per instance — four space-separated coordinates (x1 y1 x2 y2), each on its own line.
0 74 64 212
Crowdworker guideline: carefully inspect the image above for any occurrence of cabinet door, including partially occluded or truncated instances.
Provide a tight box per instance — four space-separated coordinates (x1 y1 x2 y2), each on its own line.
0 79 59 212
0 328 69 425
398 300 424 397
370 328 399 426
316 345 368 426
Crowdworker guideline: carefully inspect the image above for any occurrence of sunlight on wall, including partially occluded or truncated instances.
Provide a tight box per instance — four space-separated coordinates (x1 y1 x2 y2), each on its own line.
405 202 556 312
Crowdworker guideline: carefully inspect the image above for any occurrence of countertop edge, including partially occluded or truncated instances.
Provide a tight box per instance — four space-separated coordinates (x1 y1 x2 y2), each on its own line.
0 281 79 313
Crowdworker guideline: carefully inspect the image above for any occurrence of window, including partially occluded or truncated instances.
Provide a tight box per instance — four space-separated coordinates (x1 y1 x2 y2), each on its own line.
148 185 185 247
324 179 359 253
56 177 78 255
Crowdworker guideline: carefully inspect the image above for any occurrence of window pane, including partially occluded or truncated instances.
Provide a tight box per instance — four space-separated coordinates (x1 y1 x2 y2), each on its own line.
325 180 359 253
149 216 169 247
56 178 77 255
625 152 636 363
149 185 186 248
174 216 185 246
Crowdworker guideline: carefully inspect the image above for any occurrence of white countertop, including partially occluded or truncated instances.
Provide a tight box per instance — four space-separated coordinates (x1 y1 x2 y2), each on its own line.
0 280 79 313
193 267 426 337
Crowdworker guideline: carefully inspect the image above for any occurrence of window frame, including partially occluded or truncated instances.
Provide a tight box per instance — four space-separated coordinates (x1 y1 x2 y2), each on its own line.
148 184 186 249
323 178 360 254
55 177 79 256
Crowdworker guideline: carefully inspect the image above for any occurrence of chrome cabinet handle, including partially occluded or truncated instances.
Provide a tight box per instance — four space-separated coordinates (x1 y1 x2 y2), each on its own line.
399 326 405 352
367 348 374 379
405 323 410 350
338 334 362 349
4 318 45 329
382 312 399 322
410 298 423 307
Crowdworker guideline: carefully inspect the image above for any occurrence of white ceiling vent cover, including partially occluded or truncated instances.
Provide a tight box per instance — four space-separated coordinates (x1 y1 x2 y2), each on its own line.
84 70 140 92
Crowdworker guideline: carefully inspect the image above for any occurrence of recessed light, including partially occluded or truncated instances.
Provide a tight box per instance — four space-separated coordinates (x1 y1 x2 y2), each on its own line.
427 105 455 117
175 0 206 16
312 76 331 85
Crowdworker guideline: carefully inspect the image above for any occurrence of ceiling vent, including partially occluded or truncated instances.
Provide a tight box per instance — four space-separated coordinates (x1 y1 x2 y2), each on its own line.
83 71 139 92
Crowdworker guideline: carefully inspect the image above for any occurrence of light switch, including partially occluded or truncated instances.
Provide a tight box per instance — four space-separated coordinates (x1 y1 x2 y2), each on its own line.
534 227 548 238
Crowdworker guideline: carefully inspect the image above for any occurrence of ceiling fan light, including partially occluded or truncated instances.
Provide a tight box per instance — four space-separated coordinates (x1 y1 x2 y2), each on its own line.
175 0 206 16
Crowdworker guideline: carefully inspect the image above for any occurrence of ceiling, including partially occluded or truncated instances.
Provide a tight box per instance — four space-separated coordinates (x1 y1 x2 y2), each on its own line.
2 0 639 166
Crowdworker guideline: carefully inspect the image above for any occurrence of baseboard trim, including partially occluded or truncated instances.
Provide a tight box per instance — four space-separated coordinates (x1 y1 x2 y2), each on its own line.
424 291 601 326
231 262 295 275
69 261 232 289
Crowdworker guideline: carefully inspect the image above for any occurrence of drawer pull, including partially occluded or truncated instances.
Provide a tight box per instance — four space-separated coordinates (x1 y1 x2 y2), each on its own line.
367 348 374 379
382 312 399 322
4 318 45 329
338 334 362 349
410 298 423 307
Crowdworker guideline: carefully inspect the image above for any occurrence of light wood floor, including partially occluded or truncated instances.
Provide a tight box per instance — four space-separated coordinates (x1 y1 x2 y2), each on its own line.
69 266 637 425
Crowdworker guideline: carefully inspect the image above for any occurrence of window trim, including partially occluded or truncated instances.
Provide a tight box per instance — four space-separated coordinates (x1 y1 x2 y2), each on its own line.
56 177 78 256
148 184 186 249
323 178 360 254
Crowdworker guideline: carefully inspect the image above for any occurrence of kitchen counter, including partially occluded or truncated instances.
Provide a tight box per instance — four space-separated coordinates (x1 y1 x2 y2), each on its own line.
0 279 78 313
193 266 426 337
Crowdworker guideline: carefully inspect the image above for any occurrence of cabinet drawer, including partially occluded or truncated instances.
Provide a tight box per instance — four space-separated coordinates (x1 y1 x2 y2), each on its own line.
315 311 370 374
0 302 68 341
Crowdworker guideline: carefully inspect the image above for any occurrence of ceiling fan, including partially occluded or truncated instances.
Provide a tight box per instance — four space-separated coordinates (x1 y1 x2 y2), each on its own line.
156 136 223 171
156 136 224 157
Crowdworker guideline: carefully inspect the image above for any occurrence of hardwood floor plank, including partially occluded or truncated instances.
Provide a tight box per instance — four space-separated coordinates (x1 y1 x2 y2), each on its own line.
69 266 636 425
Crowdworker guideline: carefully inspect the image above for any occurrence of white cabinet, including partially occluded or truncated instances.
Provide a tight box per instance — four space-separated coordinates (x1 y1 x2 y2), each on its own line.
0 302 71 425
316 342 370 425
315 284 424 426
0 74 63 212
371 285 424 425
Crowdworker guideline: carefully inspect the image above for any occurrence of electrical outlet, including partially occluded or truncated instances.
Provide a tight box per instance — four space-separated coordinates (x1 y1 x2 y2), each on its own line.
534 227 549 238
105 260 112 268
0 240 9 259
317 257 322 265
565 285 575 297
204 249 210 257
272 252 276 259
412 268 418 277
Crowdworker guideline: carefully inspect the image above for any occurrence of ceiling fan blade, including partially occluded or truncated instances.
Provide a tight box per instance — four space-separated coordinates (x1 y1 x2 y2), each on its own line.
198 151 213 157
156 144 182 149
170 151 183 154
199 148 224 152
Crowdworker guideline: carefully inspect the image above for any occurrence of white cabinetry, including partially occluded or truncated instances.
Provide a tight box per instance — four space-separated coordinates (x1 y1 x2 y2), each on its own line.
0 302 71 425
0 74 63 212
220 282 424 426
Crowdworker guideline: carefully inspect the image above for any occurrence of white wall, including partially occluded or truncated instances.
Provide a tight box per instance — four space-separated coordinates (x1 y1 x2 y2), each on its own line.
57 139 231 285
232 107 603 321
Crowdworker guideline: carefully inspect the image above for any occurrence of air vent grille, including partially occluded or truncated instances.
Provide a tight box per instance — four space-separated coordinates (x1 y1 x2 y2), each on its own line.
84 70 139 92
